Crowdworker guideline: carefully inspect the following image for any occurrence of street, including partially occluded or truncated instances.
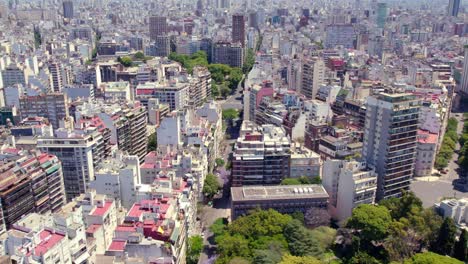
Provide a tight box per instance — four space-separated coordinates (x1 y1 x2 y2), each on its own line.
411 111 467 207
197 109 241 264
220 75 245 110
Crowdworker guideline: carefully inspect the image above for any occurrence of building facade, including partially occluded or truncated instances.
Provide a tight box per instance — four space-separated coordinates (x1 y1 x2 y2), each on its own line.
322 160 377 222
232 121 291 186
362 93 420 200
231 185 329 220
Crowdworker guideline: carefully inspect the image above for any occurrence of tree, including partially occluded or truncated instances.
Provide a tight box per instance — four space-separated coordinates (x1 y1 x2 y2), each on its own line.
118 56 133 67
212 82 220 97
216 234 251 261
229 209 292 238
380 191 423 220
202 173 221 199
186 235 203 264
220 84 231 98
309 226 337 251
242 48 256 74
384 220 420 262
280 178 302 185
228 257 250 264
404 252 463 264
215 158 225 168
348 252 381 264
346 204 392 243
278 254 321 264
304 207 330 228
284 220 322 257
252 240 286 264
432 217 457 255
134 51 145 60
222 109 239 120
453 229 467 261
148 133 157 152
210 218 228 237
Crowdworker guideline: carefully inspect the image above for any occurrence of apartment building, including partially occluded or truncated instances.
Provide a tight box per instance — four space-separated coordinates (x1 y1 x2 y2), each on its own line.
322 160 377 222
1 64 26 87
436 198 468 228
414 130 437 177
231 185 329 220
75 100 148 160
362 93 420 200
301 57 325 99
90 151 141 209
48 60 64 92
19 93 70 129
0 152 66 233
37 127 109 200
101 81 132 102
136 81 189 111
189 66 212 107
213 42 244 68
232 121 291 186
0 192 118 262
289 144 321 179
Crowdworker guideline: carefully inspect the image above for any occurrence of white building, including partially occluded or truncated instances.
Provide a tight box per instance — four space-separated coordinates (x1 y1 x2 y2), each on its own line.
322 159 377 222
437 198 468 229
101 81 132 102
136 81 189 111
289 144 321 178
305 99 332 122
89 151 141 209
63 84 94 100
157 111 183 147
37 128 107 200
301 57 325 99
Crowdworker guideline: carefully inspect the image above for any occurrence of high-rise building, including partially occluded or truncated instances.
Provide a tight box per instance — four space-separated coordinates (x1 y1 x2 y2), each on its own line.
362 93 420 200
300 57 325 99
213 42 244 68
189 66 212 106
325 24 357 49
448 0 460 17
136 82 189 111
322 159 377 222
48 60 64 92
232 121 291 186
63 0 73 18
375 2 388 29
1 64 25 87
19 93 70 129
149 16 168 40
38 127 110 200
232 14 246 47
0 152 66 232
461 46 468 94
75 100 148 160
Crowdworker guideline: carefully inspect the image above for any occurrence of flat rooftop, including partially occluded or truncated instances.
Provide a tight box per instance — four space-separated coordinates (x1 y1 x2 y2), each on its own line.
231 184 329 202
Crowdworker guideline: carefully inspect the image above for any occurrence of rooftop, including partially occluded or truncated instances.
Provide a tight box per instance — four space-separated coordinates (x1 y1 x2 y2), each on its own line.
33 229 65 256
90 201 113 217
231 184 329 202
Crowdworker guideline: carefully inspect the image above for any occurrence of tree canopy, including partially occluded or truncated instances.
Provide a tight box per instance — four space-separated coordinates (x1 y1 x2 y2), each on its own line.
222 109 239 120
202 173 221 199
404 252 463 264
118 56 133 67
453 229 468 262
346 204 392 243
186 235 203 264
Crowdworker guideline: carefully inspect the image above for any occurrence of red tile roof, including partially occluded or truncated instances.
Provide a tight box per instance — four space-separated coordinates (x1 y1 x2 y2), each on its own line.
108 240 127 251
34 230 65 256
91 201 113 216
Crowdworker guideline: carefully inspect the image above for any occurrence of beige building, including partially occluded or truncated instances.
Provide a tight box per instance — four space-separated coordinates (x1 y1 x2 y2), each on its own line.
231 185 329 220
